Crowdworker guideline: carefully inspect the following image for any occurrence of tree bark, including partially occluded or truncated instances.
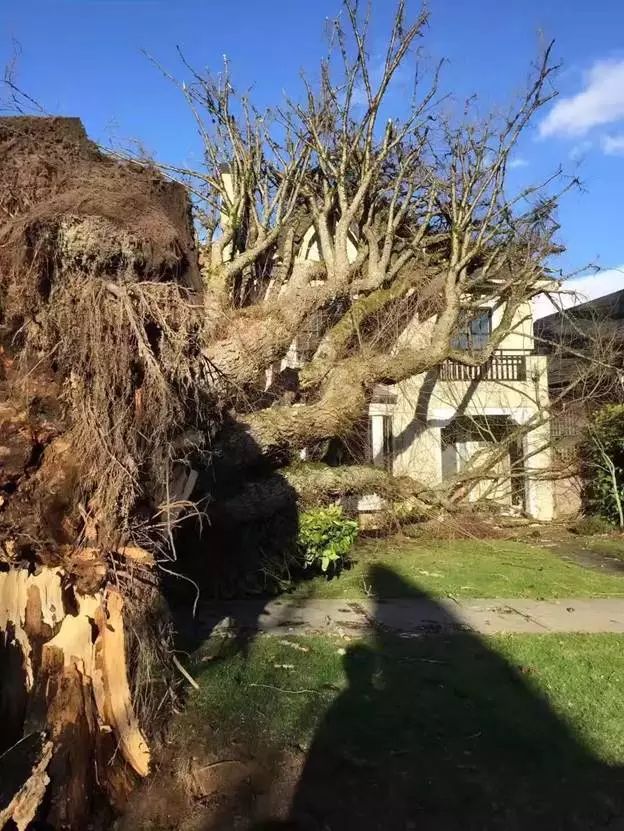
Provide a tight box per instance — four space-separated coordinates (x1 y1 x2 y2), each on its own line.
213 462 431 522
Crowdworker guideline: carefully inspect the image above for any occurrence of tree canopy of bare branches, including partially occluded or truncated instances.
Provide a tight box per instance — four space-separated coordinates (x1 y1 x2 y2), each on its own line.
147 0 573 486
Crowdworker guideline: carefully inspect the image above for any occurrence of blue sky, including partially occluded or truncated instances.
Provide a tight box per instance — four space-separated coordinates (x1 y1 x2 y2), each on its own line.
1 0 623 298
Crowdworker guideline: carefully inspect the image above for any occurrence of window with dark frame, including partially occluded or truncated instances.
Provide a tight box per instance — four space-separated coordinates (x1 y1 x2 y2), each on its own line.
452 308 492 351
382 415 393 472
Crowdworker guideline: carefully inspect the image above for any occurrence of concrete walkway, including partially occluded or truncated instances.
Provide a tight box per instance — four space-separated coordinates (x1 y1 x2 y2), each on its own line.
198 596 624 636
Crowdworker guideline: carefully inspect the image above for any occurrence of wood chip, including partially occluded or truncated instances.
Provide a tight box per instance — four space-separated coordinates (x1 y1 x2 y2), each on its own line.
278 639 309 653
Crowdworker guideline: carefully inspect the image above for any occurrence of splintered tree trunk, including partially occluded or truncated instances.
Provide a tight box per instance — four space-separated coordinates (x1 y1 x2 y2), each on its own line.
0 369 151 828
0 565 150 829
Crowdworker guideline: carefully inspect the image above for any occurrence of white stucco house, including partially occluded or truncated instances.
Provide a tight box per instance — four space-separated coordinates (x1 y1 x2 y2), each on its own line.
292 223 554 520
378 301 553 520
293 292 553 521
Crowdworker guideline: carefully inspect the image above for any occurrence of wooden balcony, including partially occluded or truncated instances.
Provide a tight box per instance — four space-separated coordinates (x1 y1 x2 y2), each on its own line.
439 353 527 382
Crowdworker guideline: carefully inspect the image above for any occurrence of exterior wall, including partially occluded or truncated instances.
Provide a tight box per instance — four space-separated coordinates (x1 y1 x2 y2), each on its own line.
392 366 547 477
553 475 582 519
492 300 534 353
395 300 534 354
297 225 359 264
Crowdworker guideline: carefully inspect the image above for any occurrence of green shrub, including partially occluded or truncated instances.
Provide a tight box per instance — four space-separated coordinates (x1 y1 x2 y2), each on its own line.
581 404 624 527
297 505 358 574
571 515 615 537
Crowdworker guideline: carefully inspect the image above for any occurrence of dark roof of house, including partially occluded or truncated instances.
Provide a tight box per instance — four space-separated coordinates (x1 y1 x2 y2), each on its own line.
534 288 624 393
537 287 624 324
534 288 624 353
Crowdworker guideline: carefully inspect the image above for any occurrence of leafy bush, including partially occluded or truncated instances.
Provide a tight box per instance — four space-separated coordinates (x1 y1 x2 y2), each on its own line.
297 505 358 574
581 404 624 527
571 515 615 537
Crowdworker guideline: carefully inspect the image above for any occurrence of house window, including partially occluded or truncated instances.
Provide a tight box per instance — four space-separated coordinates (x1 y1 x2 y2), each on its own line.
453 308 492 351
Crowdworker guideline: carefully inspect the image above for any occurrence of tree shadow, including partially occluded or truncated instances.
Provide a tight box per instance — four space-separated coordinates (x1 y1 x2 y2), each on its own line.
392 367 439 456
255 565 624 830
164 458 301 659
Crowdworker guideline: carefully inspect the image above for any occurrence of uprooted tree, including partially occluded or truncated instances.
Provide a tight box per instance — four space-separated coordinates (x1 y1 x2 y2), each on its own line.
0 1 575 826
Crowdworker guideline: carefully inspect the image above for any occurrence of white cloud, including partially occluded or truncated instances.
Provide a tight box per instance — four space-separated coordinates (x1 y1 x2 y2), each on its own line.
508 157 529 169
602 133 624 156
539 58 624 138
532 266 624 320
568 139 593 160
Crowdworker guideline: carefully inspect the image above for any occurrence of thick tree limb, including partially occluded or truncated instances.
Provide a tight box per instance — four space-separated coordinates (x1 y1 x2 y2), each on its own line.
213 462 430 523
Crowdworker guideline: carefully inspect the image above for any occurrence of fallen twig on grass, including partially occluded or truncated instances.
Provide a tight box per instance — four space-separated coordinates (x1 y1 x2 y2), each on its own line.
172 655 200 690
278 639 310 653
248 683 324 695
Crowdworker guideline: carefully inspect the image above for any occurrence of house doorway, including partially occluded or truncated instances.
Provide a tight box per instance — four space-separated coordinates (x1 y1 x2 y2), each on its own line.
441 415 525 510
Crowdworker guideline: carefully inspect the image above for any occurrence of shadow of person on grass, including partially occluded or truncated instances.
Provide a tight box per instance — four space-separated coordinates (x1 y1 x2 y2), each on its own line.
257 564 624 831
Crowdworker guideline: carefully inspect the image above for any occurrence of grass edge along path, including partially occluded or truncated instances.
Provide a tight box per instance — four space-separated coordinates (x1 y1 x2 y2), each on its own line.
288 537 624 600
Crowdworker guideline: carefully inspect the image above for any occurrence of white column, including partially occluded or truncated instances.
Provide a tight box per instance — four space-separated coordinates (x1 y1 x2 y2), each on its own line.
522 421 554 521
370 414 385 467
524 356 554 521
512 359 554 521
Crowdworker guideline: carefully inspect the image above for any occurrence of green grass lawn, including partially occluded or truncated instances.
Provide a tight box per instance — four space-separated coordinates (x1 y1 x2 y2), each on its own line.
287 536 624 600
178 631 624 829
581 537 624 559
145 535 624 829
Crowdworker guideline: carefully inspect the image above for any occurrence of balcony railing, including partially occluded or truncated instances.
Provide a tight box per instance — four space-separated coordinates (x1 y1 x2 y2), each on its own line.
439 353 527 382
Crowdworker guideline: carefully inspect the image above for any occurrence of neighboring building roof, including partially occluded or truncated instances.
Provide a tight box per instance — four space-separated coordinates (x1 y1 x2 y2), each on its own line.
533 269 624 321
534 289 624 394
534 288 624 352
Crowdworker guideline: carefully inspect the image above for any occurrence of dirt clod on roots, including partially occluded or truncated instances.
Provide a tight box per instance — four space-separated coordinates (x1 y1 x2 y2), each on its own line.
0 116 219 553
